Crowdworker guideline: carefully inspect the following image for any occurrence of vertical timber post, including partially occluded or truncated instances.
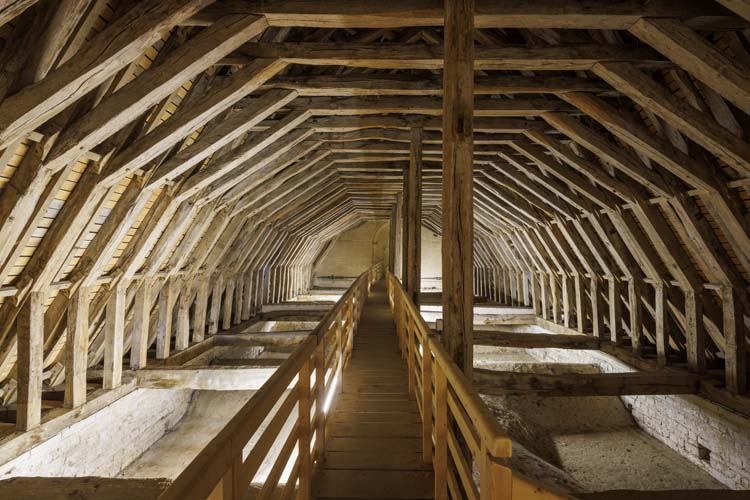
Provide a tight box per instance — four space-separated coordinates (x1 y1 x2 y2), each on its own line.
17 291 44 430
389 197 398 274
629 277 644 354
104 282 126 390
654 282 669 366
193 277 209 342
609 277 622 342
405 127 423 306
208 274 224 335
442 0 474 377
131 279 152 369
157 278 175 360
685 288 706 373
591 277 605 338
65 286 89 408
394 193 404 280
298 359 312 500
722 287 747 393
175 282 192 352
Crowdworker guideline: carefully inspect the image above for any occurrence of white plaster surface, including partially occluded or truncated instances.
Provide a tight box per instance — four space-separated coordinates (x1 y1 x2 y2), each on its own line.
120 390 256 479
312 222 441 292
529 346 750 489
243 320 319 333
419 227 442 290
0 389 192 478
313 221 388 278
476 347 727 492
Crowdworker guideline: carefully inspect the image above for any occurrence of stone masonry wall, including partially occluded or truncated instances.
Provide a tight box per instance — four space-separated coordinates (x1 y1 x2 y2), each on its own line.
530 347 750 489
0 389 193 478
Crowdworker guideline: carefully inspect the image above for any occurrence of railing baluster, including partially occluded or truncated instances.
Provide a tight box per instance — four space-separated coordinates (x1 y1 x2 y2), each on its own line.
434 363 448 500
400 298 409 360
398 282 402 354
385 270 569 500
422 334 433 465
407 316 416 395
163 265 567 500
161 266 381 500
336 310 343 395
298 360 312 500
314 341 326 464
230 451 243 500
347 294 355 357
217 461 233 500
394 287 404 356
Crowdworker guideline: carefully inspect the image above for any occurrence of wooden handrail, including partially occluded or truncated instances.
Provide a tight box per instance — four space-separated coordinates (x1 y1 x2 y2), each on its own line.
160 263 383 500
386 271 571 500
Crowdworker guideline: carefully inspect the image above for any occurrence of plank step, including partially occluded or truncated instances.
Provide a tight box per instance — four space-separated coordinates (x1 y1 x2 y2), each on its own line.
326 436 423 455
314 470 433 499
324 450 432 471
329 422 422 438
318 282 433 499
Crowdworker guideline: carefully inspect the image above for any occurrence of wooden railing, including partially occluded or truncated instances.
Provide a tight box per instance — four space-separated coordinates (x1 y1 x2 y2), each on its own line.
160 263 383 500
386 271 571 500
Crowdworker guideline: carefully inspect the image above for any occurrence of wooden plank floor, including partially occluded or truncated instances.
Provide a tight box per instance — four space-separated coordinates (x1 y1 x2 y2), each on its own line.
315 280 434 500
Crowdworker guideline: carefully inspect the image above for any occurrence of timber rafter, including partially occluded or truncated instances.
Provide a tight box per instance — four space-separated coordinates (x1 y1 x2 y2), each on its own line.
0 0 745 435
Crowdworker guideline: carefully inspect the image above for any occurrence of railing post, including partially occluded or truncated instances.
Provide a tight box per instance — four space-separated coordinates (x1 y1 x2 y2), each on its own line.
480 441 512 500
355 288 362 326
394 292 405 357
298 359 312 500
315 341 326 464
231 451 244 500
434 361 448 500
480 445 491 500
214 452 242 500
400 299 409 359
217 462 233 500
336 310 344 394
422 335 433 465
346 295 354 358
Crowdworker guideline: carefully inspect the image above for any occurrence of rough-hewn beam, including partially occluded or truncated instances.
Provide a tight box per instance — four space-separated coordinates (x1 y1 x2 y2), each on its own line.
473 331 601 349
177 111 312 199
289 95 575 116
630 18 750 113
46 14 270 172
716 0 750 21
592 62 750 175
136 366 277 390
0 0 39 29
188 0 742 30
722 287 747 394
263 74 610 96
103 283 126 390
16 291 44 430
403 128 423 306
442 0 474 377
64 286 89 408
148 89 296 188
0 0 211 149
100 58 288 185
474 369 701 397
236 43 668 70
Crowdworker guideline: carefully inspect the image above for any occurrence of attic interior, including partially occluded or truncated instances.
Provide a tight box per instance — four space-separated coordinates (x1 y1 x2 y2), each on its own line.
0 0 749 499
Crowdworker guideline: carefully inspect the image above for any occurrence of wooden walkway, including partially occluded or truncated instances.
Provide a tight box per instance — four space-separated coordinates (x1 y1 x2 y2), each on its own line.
314 280 434 500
